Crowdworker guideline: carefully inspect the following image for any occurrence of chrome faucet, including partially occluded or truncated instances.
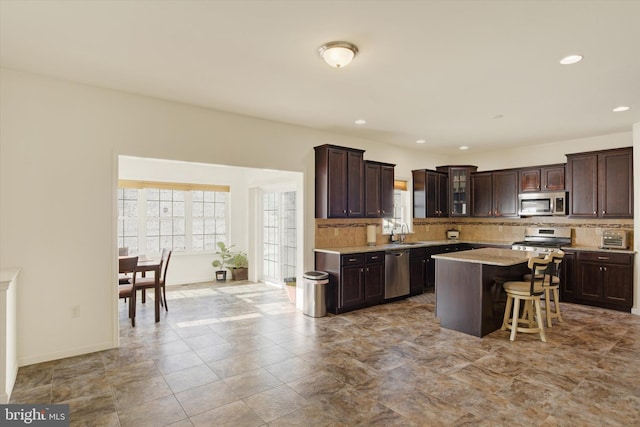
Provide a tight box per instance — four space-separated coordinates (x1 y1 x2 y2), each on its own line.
400 223 408 244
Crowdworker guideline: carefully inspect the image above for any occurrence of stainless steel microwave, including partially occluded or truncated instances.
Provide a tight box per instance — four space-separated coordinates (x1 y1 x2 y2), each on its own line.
518 192 567 216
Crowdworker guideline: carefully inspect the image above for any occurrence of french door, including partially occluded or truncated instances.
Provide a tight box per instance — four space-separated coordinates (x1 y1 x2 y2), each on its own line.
261 191 296 284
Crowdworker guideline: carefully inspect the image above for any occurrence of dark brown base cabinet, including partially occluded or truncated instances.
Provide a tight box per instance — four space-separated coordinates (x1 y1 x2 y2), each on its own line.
409 248 427 295
315 252 384 314
561 250 633 312
410 244 473 295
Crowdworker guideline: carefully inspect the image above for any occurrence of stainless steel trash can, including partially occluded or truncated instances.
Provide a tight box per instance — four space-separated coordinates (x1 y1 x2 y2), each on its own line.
303 271 329 317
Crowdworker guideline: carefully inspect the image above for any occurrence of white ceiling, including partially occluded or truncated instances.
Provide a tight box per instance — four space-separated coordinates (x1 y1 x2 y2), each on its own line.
1 0 639 154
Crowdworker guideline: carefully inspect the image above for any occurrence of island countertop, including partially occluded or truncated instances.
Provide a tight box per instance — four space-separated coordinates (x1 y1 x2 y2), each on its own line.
431 247 534 266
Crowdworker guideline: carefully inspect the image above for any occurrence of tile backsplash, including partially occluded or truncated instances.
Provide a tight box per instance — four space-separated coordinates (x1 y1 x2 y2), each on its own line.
316 216 634 249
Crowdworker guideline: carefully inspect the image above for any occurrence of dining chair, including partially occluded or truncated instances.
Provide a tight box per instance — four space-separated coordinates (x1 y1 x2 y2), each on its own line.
136 248 172 311
118 256 138 327
501 256 551 342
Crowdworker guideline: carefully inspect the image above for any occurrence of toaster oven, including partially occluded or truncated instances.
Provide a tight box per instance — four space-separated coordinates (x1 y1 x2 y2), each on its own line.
600 230 628 249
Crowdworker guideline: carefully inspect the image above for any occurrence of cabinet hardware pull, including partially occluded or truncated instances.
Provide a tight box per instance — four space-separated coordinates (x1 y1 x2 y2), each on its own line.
349 258 357 262
371 256 379 260
603 267 607 272
597 256 609 260
366 268 369 272
344 210 347 214
602 210 606 215
593 211 597 215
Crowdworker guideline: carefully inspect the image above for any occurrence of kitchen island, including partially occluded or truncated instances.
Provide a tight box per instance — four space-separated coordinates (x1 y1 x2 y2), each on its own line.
432 248 533 337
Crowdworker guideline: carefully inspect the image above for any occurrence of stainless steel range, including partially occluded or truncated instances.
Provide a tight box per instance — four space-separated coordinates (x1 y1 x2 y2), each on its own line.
511 227 572 255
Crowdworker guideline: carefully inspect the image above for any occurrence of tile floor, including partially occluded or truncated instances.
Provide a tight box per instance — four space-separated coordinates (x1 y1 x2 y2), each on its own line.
9 281 640 426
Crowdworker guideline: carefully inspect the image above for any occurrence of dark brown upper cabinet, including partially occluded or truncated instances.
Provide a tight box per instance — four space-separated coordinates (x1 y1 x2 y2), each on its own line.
315 145 364 218
471 170 519 217
566 147 633 218
412 169 448 218
519 164 565 192
365 161 395 218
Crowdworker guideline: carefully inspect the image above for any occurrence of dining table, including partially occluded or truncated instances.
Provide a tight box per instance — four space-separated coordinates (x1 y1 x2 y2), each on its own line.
120 255 162 323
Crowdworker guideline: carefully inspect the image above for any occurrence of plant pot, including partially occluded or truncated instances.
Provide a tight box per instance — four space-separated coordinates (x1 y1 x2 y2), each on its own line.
231 268 248 281
286 285 296 304
215 270 227 282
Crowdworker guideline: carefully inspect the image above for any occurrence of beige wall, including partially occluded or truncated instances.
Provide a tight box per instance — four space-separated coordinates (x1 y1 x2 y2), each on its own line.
0 68 637 365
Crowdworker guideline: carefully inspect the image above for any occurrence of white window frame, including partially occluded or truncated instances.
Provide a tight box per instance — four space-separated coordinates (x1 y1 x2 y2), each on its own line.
117 183 230 256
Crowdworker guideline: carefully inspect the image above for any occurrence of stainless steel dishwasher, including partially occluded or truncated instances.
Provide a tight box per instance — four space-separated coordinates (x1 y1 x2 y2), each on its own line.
385 249 410 299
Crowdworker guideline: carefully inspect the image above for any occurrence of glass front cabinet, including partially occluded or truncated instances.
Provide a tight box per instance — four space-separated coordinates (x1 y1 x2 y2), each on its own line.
436 166 477 217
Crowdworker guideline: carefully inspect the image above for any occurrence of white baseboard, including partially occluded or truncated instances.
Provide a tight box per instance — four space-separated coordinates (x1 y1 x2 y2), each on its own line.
19 341 115 367
632 307 640 316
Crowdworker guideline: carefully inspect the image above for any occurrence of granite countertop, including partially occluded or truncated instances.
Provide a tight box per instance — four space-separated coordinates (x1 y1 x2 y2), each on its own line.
431 247 533 266
563 245 635 254
314 241 635 256
313 239 512 255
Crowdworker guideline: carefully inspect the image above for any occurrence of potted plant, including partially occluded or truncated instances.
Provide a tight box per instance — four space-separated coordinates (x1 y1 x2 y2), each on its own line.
211 242 249 282
211 242 234 281
284 277 296 304
229 252 249 281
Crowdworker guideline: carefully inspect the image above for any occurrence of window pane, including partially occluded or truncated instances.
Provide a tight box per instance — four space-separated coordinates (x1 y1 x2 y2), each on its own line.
193 202 204 217
173 218 185 234
192 218 204 234
203 202 214 217
160 201 172 217
192 235 204 250
147 202 159 217
173 235 186 251
147 218 159 236
160 218 172 235
146 236 159 253
146 188 159 200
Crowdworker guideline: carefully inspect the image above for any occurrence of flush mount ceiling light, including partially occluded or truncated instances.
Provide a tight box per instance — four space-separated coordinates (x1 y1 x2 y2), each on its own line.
459 146 469 150
354 119 367 125
416 139 427 144
613 106 630 112
559 54 583 65
319 41 358 68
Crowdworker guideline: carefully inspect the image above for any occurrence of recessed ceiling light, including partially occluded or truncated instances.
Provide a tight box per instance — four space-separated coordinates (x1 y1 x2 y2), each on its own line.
612 106 630 112
416 139 426 144
354 119 367 125
559 54 583 65
459 146 469 150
